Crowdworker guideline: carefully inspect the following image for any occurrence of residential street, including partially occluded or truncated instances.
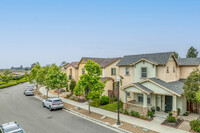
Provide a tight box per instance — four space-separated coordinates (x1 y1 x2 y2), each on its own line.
0 83 117 133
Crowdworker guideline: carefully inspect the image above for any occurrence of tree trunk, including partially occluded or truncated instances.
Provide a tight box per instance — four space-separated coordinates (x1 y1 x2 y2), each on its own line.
58 89 59 98
88 100 91 114
46 89 49 98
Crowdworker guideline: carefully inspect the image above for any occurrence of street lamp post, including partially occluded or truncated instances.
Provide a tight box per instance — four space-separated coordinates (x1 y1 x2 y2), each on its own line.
116 76 121 125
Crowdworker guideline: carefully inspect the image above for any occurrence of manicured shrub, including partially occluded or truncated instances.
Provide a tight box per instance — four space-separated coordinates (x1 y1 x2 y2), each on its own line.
109 96 118 103
134 112 140 118
183 112 190 116
0 82 5 85
190 120 200 132
130 110 136 116
123 109 129 115
147 111 154 118
166 116 176 123
100 96 110 105
151 107 155 113
90 99 100 107
177 108 181 115
140 115 148 120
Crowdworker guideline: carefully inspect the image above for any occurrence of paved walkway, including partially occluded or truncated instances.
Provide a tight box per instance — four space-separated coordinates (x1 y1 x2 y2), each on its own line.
39 87 189 133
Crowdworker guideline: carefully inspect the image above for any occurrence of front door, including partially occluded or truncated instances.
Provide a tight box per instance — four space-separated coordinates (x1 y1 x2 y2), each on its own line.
165 96 172 112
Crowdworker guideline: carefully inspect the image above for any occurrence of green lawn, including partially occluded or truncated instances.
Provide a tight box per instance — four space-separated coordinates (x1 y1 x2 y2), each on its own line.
100 102 123 112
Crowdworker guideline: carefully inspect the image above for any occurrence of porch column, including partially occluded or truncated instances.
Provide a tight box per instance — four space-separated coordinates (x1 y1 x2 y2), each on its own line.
142 93 148 115
123 91 127 110
172 95 178 118
152 94 156 107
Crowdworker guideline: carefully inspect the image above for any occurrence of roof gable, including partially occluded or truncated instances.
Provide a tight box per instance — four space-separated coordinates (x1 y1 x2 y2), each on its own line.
117 52 173 66
81 57 121 68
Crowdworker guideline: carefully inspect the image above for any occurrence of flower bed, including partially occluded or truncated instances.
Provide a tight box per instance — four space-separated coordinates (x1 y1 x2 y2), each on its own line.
161 119 183 128
120 109 154 121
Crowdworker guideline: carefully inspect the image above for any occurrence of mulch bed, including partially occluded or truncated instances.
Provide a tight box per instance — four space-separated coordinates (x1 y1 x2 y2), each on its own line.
161 119 184 128
120 113 154 122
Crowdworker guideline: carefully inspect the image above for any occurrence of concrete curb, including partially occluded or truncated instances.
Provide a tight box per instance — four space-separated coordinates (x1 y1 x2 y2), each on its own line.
34 95 131 133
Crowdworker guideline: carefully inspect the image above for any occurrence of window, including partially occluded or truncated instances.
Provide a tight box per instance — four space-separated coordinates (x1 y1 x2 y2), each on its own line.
82 68 85 74
126 67 129 75
166 67 169 73
138 94 143 102
141 67 147 78
70 69 72 75
69 75 72 80
173 66 176 73
127 92 130 97
138 94 150 104
111 68 116 75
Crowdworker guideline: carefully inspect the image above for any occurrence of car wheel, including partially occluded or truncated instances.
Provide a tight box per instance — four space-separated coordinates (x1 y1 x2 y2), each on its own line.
43 103 45 107
49 106 52 111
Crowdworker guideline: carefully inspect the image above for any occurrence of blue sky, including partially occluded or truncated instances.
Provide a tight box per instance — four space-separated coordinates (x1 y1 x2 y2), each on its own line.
0 0 200 68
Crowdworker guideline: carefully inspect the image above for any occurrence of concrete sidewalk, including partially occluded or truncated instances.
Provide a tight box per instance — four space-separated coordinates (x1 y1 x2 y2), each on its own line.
39 87 189 133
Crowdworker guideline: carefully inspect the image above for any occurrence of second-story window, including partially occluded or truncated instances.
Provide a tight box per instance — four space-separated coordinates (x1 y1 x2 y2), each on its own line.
111 68 116 75
70 69 72 75
141 67 147 78
166 67 169 73
126 67 129 75
82 68 85 74
173 66 176 73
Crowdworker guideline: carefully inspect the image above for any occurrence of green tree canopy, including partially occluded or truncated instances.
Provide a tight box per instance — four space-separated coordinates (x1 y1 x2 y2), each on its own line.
28 62 41 89
173 52 180 59
74 60 106 113
0 70 13 83
183 68 200 102
69 79 76 93
45 64 68 97
186 46 199 58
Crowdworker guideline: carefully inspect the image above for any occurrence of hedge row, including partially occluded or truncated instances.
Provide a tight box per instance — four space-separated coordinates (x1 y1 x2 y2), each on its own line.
0 78 27 89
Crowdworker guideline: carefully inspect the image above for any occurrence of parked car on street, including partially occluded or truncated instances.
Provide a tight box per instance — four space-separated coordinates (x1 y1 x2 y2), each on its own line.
43 98 64 111
0 121 25 133
24 89 34 96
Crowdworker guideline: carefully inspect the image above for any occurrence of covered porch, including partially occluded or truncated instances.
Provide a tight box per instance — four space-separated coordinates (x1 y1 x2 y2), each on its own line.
122 82 181 117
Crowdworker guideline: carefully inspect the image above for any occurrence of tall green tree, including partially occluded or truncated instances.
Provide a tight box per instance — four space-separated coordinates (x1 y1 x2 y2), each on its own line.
74 60 106 113
0 70 13 83
45 64 68 98
173 52 180 59
183 68 200 102
186 46 199 58
29 62 41 90
69 79 76 94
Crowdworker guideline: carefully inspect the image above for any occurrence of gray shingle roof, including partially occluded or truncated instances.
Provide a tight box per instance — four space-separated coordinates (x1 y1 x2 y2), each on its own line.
83 57 121 68
177 58 200 66
148 78 184 95
133 83 153 93
117 52 173 66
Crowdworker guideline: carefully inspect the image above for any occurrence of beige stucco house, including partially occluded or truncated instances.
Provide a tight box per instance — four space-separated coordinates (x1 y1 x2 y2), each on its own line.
65 62 79 82
78 57 121 97
117 52 200 117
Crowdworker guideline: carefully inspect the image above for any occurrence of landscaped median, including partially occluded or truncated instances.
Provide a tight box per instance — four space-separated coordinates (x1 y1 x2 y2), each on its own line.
0 78 27 89
35 89 157 133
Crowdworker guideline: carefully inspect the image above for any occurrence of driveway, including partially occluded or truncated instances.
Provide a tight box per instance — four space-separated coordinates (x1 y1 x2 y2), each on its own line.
0 83 117 133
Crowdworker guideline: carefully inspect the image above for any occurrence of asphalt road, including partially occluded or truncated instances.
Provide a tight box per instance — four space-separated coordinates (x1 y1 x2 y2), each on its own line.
0 83 117 133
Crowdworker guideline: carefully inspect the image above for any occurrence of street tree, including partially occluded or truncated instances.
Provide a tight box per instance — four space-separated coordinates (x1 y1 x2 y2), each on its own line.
186 46 199 58
0 70 13 83
74 60 106 113
183 68 200 102
29 62 41 90
45 64 68 98
69 79 76 94
173 52 180 59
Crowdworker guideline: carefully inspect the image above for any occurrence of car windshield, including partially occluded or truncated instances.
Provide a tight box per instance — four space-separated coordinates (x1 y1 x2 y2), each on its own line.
53 100 62 103
4 127 19 132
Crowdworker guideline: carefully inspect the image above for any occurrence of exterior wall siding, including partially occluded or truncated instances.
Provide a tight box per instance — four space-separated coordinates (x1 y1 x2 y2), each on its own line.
133 61 156 83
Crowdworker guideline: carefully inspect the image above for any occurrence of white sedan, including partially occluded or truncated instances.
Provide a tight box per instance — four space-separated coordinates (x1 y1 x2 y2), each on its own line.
43 98 64 111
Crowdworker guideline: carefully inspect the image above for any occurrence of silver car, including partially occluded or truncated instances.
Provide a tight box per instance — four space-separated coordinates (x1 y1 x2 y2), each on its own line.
0 121 25 133
43 98 64 111
24 89 34 96
25 85 34 89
